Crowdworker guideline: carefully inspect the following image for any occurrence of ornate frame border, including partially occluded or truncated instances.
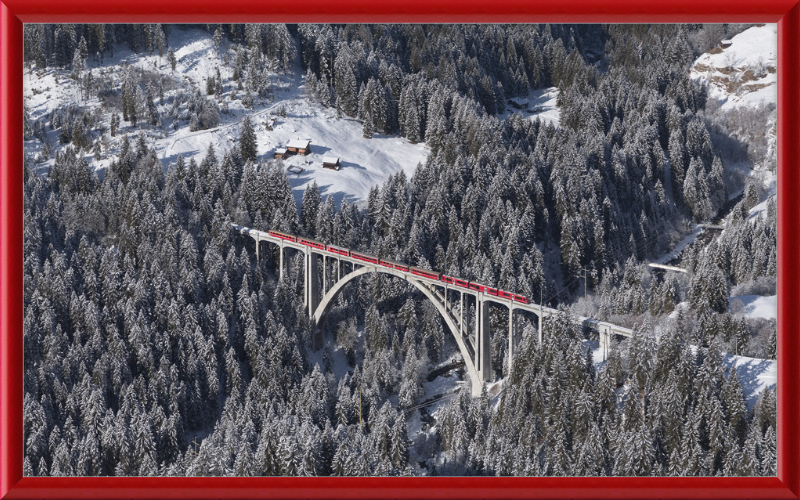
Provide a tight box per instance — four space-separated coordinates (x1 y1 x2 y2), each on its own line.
1 1 798 498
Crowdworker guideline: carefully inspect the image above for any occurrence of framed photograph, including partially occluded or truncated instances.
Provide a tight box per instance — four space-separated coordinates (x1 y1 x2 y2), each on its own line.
2 0 798 498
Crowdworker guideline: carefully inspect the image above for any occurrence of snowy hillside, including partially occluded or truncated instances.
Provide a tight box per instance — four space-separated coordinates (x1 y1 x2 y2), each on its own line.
687 24 778 402
24 25 429 208
691 24 777 111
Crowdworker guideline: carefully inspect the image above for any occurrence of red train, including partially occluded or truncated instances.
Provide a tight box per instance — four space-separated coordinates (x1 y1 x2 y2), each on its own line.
266 229 529 304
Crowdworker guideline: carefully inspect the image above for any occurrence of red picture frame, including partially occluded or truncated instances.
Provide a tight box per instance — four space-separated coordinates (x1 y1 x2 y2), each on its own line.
1 1 798 498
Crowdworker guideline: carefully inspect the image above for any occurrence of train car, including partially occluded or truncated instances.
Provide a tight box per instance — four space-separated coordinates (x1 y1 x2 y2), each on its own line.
268 230 297 242
298 237 326 250
378 259 409 272
441 275 469 288
498 290 514 300
468 282 498 295
351 251 379 264
409 266 441 281
512 294 529 304
326 245 349 257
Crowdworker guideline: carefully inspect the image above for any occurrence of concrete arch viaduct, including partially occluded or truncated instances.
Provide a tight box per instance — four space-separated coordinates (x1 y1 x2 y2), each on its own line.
232 223 633 396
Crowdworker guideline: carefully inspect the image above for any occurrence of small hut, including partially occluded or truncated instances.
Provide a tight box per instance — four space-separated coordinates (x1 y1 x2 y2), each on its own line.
720 39 732 48
322 157 340 171
287 139 311 155
274 148 288 159
507 97 528 109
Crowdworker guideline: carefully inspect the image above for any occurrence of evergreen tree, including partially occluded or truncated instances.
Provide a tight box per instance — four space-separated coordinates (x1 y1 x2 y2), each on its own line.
362 112 373 139
301 181 321 237
168 47 177 72
239 116 258 164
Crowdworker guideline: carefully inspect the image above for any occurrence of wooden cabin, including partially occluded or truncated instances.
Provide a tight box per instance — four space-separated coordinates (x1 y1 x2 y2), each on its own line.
274 148 288 159
720 39 732 48
322 157 340 171
507 97 528 109
286 139 311 155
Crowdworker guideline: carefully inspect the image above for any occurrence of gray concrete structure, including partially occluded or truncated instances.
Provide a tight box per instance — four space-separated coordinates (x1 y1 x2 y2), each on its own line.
232 223 634 396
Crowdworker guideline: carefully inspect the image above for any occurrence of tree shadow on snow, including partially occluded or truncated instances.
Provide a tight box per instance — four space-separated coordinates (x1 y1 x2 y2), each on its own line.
722 353 775 408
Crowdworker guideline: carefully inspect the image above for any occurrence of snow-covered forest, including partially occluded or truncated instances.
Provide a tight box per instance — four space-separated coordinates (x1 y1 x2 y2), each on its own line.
22 23 777 477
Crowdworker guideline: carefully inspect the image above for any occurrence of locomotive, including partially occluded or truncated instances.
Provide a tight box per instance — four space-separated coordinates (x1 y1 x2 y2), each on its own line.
267 230 530 304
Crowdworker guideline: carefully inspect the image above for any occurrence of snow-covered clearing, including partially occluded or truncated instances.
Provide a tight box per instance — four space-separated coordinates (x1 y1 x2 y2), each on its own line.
499 86 560 127
24 25 429 209
253 105 429 208
723 353 776 406
729 295 777 321
166 95 430 208
525 87 560 127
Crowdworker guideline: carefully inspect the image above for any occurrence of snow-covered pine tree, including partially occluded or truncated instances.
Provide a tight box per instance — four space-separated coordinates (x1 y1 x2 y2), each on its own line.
362 112 373 139
301 181 321 237
168 47 176 72
238 116 257 164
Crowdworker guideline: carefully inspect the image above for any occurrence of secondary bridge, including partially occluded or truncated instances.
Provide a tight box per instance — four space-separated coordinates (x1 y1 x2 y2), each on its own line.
232 223 633 396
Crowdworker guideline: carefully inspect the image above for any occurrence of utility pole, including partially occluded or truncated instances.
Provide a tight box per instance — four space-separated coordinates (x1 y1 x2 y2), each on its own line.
582 267 589 301
359 383 362 426
538 287 543 345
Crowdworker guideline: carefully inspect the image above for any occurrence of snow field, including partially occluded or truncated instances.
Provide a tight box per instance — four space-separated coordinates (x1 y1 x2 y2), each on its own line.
691 24 777 112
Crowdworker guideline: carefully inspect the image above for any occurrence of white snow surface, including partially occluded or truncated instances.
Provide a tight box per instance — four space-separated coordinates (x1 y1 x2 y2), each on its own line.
528 87 561 127
286 139 310 149
746 186 777 220
730 295 778 321
748 197 771 218
723 353 776 406
691 24 777 112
